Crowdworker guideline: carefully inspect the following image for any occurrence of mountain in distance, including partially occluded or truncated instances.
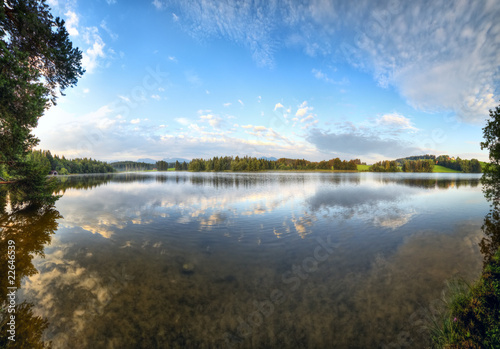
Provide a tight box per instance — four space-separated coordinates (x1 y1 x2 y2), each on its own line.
137 158 158 164
136 157 192 164
259 156 278 161
162 157 191 163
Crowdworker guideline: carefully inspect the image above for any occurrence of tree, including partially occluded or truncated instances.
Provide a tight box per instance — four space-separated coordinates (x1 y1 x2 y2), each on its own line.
480 103 500 263
0 0 84 173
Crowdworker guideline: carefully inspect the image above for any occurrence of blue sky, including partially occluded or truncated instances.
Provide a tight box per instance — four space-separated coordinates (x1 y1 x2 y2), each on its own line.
34 0 500 163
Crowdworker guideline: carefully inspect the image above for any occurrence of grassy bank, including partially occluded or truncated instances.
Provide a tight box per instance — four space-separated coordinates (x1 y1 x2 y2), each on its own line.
430 250 500 348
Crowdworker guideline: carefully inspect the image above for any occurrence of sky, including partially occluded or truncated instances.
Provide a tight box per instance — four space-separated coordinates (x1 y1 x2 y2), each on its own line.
34 0 500 163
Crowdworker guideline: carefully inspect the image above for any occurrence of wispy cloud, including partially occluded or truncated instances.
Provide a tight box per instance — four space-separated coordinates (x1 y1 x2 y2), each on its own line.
185 70 202 87
100 20 118 40
158 0 499 123
152 0 163 10
311 68 347 84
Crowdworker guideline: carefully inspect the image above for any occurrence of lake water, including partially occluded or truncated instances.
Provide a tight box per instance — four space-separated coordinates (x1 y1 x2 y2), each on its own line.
7 172 489 348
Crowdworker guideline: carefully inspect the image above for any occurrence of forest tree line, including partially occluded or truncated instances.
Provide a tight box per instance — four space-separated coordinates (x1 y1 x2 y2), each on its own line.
435 155 482 173
372 154 483 173
177 156 362 172
13 150 116 175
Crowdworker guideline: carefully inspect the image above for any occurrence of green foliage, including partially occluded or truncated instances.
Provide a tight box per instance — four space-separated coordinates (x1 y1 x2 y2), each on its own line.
370 160 400 172
0 0 83 169
481 104 500 264
110 161 154 172
430 251 500 348
186 156 360 172
156 160 169 171
401 159 435 172
482 105 500 169
435 155 482 173
9 161 60 206
397 154 436 162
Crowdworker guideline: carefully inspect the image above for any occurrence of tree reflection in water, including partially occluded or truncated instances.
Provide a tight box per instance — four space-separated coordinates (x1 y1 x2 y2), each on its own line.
481 170 500 264
0 184 61 348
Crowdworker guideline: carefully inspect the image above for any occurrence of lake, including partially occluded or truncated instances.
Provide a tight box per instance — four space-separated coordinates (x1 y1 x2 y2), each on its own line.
8 172 489 348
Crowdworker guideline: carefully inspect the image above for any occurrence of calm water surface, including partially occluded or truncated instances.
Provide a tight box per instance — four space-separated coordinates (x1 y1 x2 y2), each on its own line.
15 172 488 348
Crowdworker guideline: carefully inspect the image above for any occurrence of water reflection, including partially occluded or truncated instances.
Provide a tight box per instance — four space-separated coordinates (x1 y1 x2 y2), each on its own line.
0 186 61 348
9 172 489 348
54 172 481 192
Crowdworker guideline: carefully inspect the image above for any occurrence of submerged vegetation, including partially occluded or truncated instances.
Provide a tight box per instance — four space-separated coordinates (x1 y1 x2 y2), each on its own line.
429 252 500 348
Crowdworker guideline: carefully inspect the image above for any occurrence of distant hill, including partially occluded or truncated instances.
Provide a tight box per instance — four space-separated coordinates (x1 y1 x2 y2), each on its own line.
259 156 278 161
162 158 191 163
137 158 158 164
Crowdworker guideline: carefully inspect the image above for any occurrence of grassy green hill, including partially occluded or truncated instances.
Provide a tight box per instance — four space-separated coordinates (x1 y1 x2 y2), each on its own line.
357 164 371 171
433 165 461 173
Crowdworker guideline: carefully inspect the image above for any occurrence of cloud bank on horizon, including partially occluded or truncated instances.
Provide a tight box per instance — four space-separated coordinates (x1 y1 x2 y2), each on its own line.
36 0 499 162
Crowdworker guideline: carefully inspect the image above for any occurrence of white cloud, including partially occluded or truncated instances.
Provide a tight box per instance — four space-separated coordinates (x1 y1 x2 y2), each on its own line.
200 114 222 128
296 101 312 117
223 102 231 107
238 99 244 106
151 94 161 100
83 88 90 94
377 113 417 131
274 103 284 110
172 13 179 21
175 118 190 126
81 27 106 74
168 56 177 62
65 11 79 36
130 119 140 124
